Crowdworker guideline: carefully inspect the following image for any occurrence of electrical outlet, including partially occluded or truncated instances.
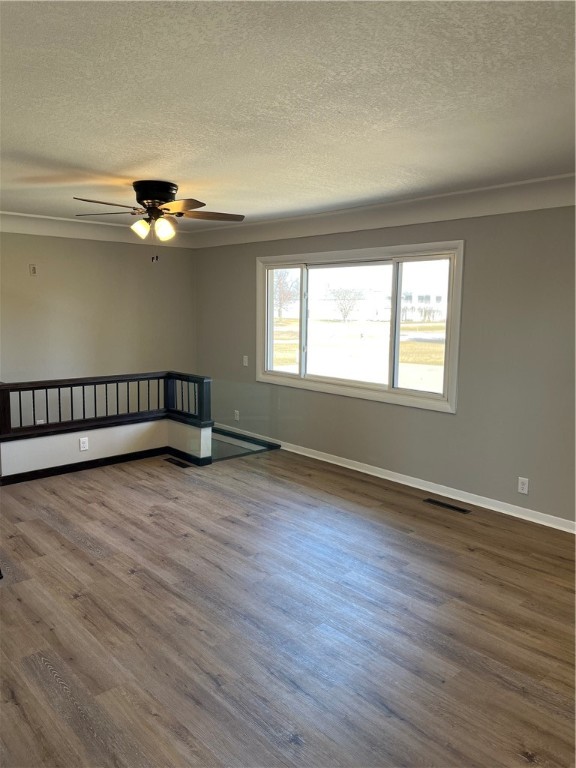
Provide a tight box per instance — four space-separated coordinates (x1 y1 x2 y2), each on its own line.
29 264 38 277
233 410 240 421
517 477 529 495
242 355 249 367
79 436 89 452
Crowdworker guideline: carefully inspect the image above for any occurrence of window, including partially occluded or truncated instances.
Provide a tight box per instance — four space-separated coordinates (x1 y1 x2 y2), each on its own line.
257 241 463 412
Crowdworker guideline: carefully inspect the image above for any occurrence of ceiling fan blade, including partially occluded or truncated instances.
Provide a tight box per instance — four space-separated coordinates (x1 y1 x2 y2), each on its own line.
160 198 206 213
73 196 139 210
182 210 245 222
75 211 136 216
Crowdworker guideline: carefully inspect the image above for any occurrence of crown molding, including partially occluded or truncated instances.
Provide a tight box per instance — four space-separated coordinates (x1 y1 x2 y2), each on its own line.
1 175 573 248
189 175 574 248
0 212 200 248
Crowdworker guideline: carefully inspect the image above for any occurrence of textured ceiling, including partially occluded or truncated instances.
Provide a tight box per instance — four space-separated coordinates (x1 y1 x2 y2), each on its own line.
0 1 574 232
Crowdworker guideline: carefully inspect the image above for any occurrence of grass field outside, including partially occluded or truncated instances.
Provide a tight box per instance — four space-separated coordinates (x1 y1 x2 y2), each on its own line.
270 318 446 393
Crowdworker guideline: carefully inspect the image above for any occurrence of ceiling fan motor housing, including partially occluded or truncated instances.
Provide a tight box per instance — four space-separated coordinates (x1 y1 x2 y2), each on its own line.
133 180 178 210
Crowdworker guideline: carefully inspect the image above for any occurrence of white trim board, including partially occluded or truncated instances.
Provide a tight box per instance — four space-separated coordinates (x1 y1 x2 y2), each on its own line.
214 423 575 534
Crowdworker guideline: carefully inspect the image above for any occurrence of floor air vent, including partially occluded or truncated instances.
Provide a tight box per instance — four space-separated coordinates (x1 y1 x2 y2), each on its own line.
424 498 471 514
165 457 193 469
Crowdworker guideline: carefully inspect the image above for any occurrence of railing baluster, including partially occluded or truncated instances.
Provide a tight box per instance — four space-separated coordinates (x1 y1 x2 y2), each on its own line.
1 373 211 439
164 374 175 411
0 388 11 434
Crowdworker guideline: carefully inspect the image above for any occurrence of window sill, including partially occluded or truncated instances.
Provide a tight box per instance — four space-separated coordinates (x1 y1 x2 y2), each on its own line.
256 371 456 413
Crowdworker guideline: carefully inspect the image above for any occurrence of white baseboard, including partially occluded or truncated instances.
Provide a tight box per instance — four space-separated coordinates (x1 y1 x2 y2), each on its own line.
214 423 575 534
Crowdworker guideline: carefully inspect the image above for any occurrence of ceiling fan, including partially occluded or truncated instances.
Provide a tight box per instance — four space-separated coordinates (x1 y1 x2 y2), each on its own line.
74 180 244 241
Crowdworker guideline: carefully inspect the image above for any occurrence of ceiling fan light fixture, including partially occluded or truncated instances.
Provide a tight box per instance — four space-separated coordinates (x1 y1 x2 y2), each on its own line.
75 181 244 238
131 218 151 239
154 216 176 241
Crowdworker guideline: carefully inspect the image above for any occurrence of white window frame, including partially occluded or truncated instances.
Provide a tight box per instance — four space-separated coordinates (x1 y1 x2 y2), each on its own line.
256 241 464 413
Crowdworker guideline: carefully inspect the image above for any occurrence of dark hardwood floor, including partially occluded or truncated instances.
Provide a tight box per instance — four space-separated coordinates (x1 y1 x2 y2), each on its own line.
1 451 574 767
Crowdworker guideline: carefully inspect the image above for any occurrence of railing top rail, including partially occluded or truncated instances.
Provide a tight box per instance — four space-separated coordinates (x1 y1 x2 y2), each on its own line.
168 372 212 384
0 371 168 391
0 371 212 391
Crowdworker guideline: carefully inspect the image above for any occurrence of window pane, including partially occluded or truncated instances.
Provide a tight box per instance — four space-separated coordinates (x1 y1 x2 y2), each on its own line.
268 268 301 374
396 259 450 394
306 264 393 384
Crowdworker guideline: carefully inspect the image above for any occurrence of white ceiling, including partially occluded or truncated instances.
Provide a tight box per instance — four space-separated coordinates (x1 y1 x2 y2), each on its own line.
1 1 574 238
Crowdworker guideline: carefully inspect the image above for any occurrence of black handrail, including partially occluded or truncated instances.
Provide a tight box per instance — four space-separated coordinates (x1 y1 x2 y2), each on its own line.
0 370 206 391
0 371 212 439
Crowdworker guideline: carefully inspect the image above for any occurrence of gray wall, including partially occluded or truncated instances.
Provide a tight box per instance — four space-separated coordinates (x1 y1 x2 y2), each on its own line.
195 207 575 521
0 233 198 381
2 209 573 521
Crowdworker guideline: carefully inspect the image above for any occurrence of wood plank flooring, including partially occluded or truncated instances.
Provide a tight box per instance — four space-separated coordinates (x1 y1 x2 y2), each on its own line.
1 451 574 768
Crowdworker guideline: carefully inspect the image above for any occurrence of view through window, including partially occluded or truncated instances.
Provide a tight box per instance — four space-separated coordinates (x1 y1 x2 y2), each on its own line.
260 243 462 412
